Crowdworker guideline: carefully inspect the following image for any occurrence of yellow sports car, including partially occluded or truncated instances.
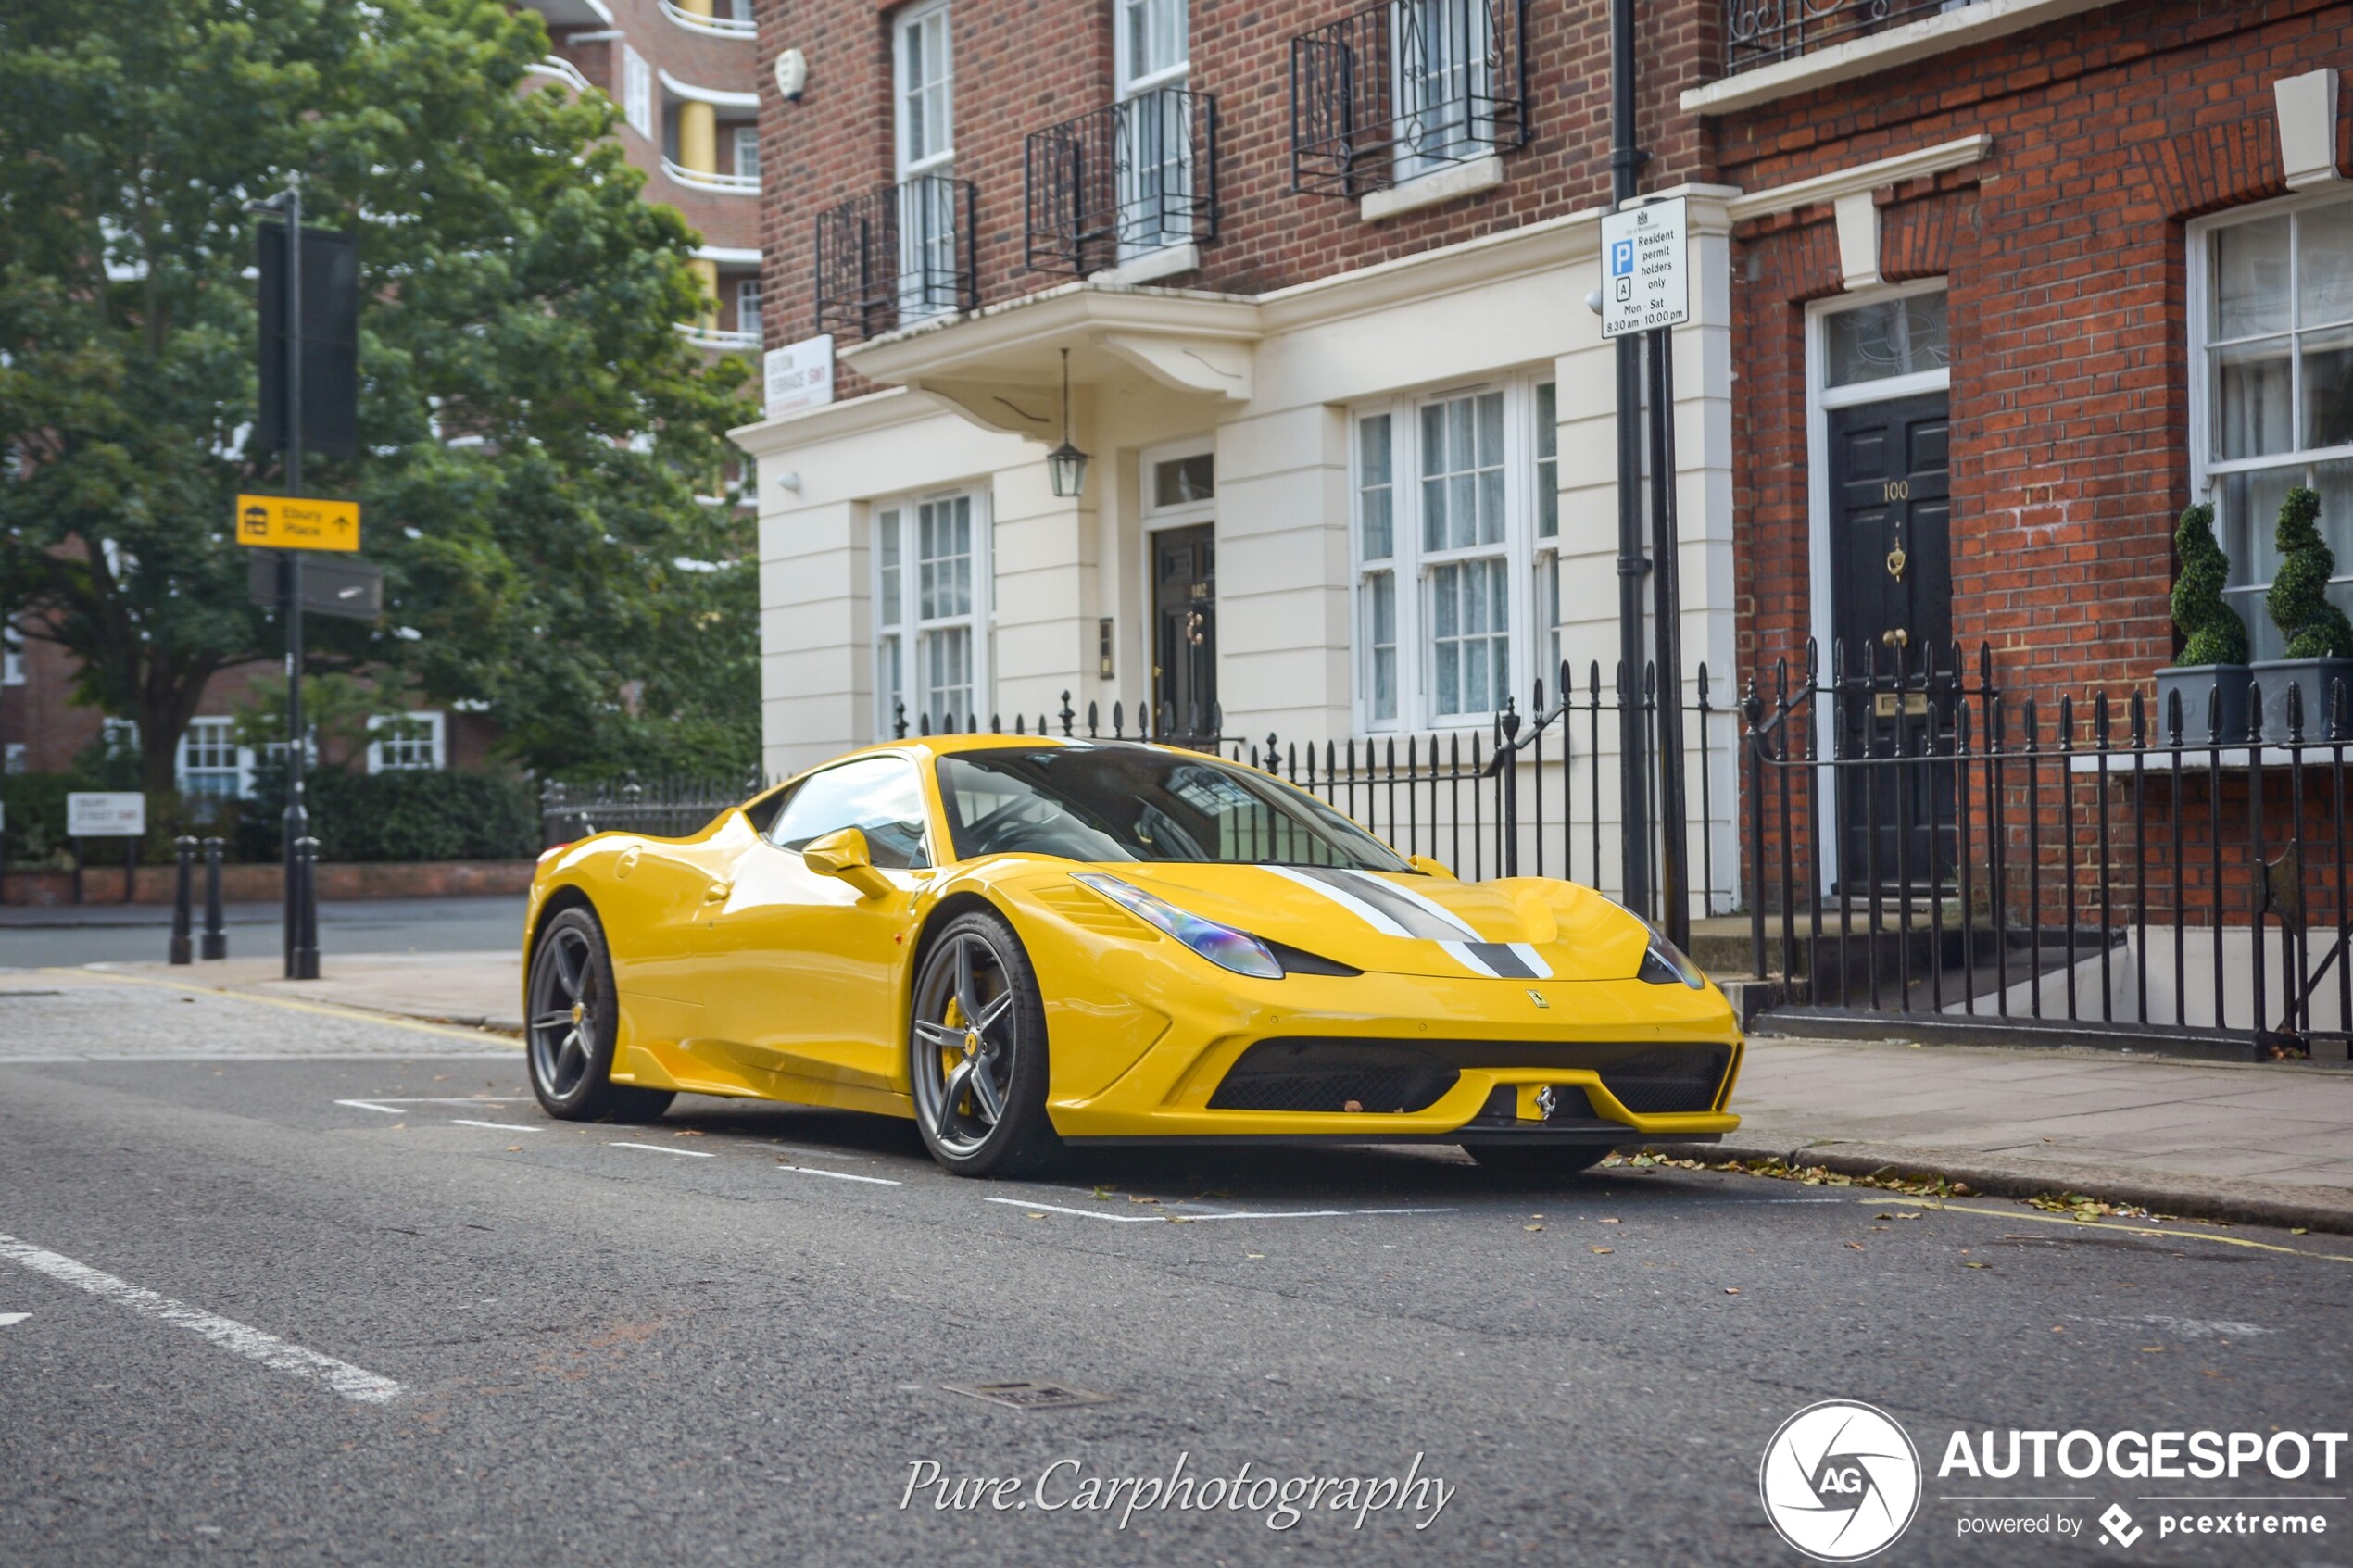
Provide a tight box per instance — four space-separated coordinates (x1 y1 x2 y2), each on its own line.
522 735 1742 1176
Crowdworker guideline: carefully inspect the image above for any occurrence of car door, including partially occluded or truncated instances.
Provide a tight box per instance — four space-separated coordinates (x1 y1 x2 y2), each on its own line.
698 755 936 1098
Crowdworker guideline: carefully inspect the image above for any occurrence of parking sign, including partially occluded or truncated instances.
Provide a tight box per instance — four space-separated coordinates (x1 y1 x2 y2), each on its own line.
1599 197 1690 339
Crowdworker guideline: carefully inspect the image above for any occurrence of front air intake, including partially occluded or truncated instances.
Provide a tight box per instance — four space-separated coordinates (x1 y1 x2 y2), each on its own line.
1593 1047 1730 1114
1206 1040 1457 1114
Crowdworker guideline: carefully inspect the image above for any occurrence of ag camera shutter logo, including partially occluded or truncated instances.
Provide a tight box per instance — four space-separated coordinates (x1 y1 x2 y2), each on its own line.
1759 1400 1922 1561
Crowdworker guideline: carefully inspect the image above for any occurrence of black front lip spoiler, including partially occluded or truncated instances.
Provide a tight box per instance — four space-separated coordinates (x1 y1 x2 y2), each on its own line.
1062 1127 1723 1148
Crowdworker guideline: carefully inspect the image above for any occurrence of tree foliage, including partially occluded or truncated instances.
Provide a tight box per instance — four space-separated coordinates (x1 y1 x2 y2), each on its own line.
2267 486 2353 660
2170 502 2248 666
0 0 761 793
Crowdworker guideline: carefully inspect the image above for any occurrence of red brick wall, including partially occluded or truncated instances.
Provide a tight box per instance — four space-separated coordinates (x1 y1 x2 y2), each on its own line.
1723 0 2353 710
752 0 1718 392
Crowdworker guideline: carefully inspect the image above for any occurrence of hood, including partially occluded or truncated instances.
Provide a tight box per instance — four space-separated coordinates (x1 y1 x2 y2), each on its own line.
1088 862 1652 983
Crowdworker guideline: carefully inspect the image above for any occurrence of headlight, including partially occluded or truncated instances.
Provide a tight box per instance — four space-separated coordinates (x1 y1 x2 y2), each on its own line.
1071 872 1283 980
1636 924 1708 990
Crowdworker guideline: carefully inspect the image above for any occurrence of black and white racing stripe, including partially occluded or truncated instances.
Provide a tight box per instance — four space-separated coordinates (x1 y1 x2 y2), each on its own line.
1265 866 1552 980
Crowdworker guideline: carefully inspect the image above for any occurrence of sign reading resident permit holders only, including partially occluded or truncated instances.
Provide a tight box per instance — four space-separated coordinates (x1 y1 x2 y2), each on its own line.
66 792 146 838
1600 196 1691 340
234 493 361 552
764 333 835 420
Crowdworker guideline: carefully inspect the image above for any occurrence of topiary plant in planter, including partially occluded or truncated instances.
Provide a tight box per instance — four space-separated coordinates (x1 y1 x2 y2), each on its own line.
2255 486 2353 742
2154 501 2253 742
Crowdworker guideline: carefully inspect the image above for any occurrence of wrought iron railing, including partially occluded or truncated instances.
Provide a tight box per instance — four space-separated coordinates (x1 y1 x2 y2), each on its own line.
1290 0 1528 198
1725 0 1975 77
1743 640 2353 1056
812 176 977 341
1025 89 1218 276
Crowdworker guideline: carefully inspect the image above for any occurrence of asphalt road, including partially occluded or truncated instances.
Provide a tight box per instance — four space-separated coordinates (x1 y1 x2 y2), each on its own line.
1 981 2347 1566
0 896 526 967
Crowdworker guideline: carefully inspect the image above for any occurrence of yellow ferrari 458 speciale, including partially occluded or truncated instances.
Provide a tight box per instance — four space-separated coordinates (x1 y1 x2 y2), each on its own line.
522 735 1742 1176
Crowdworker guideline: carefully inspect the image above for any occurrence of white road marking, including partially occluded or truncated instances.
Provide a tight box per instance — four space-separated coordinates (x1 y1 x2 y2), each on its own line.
450 1120 540 1133
609 1142 715 1159
0 1312 28 1327
0 1236 400 1404
775 1165 901 1185
333 1099 406 1115
987 1198 1163 1223
988 1198 1456 1224
343 1097 534 1106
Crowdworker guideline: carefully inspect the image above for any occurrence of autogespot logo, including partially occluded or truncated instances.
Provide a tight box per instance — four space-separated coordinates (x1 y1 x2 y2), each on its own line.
1759 1400 1924 1562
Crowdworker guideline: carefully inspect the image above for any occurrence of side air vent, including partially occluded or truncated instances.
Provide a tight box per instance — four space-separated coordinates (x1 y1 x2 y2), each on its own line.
1206 1040 1457 1113
1594 1047 1730 1114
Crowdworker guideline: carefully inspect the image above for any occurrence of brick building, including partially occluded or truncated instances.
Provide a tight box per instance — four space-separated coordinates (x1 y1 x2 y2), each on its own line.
731 0 1747 903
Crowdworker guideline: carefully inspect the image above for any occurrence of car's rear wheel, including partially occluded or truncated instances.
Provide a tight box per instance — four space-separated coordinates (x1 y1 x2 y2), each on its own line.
527 908 674 1123
909 910 1059 1177
1464 1143 1613 1176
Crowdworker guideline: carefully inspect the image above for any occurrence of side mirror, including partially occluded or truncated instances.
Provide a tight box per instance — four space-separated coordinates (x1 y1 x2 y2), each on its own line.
1408 854 1455 879
800 826 895 899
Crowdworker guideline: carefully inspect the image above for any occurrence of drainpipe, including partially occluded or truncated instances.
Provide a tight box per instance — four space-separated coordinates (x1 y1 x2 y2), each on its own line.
1610 0 1651 917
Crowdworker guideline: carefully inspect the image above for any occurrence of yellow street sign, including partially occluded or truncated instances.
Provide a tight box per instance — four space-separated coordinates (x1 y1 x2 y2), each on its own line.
234 494 360 552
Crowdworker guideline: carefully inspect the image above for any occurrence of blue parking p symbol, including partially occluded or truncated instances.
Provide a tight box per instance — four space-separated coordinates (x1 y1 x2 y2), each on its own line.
1611 239 1635 278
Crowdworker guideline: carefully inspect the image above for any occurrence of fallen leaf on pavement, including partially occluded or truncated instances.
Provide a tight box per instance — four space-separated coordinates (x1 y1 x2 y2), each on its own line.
1092 1186 1116 1199
1590 1246 1611 1254
1524 1224 1544 1233
1964 1261 1989 1269
1128 1195 1161 1205
674 1130 705 1137
1723 1286 1739 1295
1245 1253 1265 1260
1599 1217 1620 1224
1844 1241 1865 1250
1026 1212 1046 1220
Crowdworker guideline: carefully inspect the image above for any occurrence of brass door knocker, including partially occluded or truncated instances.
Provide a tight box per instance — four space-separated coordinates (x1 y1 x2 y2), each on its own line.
1885 543 1907 582
1185 610 1205 646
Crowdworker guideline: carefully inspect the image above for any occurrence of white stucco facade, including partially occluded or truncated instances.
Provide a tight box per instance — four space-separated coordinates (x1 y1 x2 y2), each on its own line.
732 187 1743 910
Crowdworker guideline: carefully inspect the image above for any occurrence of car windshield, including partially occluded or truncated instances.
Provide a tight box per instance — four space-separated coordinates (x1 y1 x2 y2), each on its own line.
934 745 1413 871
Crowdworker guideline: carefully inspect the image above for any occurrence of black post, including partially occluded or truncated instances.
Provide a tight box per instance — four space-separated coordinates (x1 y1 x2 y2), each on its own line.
124 834 138 903
1609 0 1651 916
170 836 195 965
295 834 321 977
70 838 82 906
201 836 227 960
275 179 318 982
1645 324 1690 949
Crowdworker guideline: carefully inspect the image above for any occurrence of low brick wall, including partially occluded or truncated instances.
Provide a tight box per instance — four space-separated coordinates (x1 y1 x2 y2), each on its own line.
0 859 535 908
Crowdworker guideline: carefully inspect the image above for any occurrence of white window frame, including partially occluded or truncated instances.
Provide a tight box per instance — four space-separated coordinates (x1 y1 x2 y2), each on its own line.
1113 0 1190 261
1391 0 1494 183
2 621 21 685
366 710 447 774
732 123 761 181
4 742 25 775
893 0 956 322
175 717 253 799
1350 371 1554 734
874 487 991 739
736 277 762 339
2186 187 2353 662
622 44 654 140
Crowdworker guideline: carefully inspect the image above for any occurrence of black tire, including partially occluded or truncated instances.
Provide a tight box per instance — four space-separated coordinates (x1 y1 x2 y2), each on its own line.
1465 1143 1613 1176
526 907 675 1123
908 909 1060 1178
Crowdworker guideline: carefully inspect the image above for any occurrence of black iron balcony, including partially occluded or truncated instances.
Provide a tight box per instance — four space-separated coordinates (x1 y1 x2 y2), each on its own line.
1290 0 1527 199
1025 88 1218 276
1726 0 1976 76
812 175 977 341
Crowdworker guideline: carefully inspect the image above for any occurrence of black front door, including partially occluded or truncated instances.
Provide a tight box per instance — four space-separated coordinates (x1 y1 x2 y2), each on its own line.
1828 393 1955 886
1151 523 1216 734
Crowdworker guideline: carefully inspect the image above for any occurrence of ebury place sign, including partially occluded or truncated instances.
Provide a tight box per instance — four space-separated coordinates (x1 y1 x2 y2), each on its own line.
1600 196 1691 341
235 493 361 552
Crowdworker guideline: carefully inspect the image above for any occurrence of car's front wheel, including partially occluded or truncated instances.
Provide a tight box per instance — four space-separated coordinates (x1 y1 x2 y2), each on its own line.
908 910 1059 1177
526 907 674 1123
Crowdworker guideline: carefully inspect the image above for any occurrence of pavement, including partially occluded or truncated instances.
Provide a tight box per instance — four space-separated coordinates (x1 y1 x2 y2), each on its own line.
32 949 2351 1236
1 977 2348 1565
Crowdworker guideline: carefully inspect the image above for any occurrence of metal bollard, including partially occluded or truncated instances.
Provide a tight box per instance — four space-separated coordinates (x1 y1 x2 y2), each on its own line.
291 834 321 980
200 836 227 960
169 836 195 965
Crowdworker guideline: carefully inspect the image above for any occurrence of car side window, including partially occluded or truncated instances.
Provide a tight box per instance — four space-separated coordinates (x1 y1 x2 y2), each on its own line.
764 756 932 870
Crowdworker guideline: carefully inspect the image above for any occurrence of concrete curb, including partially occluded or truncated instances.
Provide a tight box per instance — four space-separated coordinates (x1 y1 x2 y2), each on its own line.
1642 1138 2353 1238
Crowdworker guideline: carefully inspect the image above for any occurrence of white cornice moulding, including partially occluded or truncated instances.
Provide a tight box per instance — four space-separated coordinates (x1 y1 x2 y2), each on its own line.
693 245 762 266
658 69 760 109
2276 69 2344 190
1727 135 1994 223
730 387 928 457
1360 154 1504 223
1684 0 2120 115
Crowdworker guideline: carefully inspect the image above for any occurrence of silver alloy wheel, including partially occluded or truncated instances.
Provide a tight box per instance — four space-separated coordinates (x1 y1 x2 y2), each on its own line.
529 924 599 1099
910 931 1020 1157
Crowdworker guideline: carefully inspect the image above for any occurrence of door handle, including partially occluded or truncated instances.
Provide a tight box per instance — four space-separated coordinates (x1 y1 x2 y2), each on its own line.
1881 628 1909 649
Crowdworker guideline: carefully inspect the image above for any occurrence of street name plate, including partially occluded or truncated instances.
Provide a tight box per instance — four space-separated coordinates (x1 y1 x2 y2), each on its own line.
764 333 835 420
1600 196 1690 340
67 791 146 837
235 493 360 552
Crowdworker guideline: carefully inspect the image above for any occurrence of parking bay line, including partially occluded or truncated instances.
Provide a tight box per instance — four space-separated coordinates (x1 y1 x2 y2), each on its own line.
451 1120 540 1133
776 1164 901 1185
987 1198 1455 1224
610 1142 716 1159
0 1235 401 1404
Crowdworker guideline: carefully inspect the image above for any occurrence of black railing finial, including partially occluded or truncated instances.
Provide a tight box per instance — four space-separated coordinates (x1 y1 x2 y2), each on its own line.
1060 690 1076 736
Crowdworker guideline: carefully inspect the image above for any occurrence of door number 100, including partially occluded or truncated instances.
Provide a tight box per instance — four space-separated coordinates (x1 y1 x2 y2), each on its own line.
1881 480 1911 502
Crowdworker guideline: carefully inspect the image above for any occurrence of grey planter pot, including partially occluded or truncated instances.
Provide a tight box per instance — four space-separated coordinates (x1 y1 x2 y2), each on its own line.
2151 665 2253 745
2247 658 2353 743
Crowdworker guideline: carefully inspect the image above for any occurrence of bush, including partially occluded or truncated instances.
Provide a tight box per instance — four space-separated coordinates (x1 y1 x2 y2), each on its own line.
237 771 540 863
2171 502 2248 666
2268 486 2353 659
1 772 73 865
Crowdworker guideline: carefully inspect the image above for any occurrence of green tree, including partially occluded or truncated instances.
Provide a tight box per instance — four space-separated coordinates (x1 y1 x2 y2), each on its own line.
2267 486 2353 659
0 0 760 796
2171 502 2248 666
